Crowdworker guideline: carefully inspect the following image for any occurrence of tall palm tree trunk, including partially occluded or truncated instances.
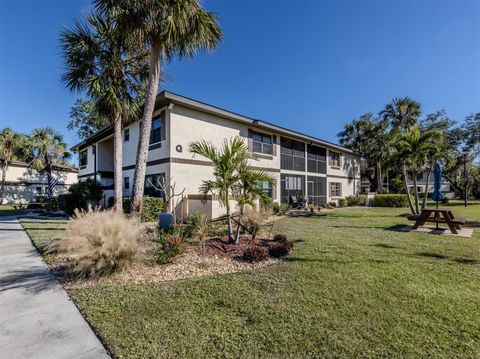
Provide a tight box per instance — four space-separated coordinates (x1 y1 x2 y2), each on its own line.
113 115 123 213
226 202 234 243
0 162 7 204
412 170 420 214
376 162 383 193
422 164 434 209
403 165 416 214
46 165 53 200
132 40 162 214
234 200 244 245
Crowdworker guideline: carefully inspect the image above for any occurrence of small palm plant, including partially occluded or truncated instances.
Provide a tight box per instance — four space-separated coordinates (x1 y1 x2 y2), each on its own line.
189 137 249 243
190 137 274 244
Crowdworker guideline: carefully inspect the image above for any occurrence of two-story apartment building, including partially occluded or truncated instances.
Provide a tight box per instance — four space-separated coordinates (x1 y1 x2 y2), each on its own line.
71 92 361 219
1 161 78 204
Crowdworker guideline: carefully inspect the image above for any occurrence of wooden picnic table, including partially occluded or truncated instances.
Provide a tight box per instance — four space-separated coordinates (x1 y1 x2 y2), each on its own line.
407 208 465 234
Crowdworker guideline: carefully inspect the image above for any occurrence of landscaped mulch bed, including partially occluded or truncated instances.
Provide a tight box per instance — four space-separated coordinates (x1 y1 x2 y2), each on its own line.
64 250 276 289
198 235 281 259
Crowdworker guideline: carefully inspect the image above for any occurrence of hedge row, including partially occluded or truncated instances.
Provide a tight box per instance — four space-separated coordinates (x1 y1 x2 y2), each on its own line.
373 194 408 208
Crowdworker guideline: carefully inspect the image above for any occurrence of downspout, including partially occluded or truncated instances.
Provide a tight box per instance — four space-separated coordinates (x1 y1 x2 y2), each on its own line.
167 103 174 214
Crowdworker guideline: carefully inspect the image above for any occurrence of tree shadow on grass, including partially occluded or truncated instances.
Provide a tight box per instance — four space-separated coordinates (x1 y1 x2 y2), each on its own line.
417 251 448 260
465 220 480 228
416 252 479 265
372 243 401 249
453 257 480 265
384 224 411 232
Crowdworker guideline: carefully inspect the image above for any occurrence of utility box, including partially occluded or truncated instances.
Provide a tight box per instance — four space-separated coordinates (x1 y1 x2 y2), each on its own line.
158 212 173 229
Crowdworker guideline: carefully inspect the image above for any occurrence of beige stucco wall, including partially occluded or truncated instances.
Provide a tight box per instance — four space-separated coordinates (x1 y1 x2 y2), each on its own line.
169 105 280 170
2 164 78 204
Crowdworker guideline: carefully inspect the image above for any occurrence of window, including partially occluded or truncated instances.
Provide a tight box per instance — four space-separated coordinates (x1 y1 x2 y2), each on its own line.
150 113 165 144
280 137 305 171
79 150 88 167
256 180 272 197
307 145 326 174
144 173 165 197
251 130 273 155
329 151 341 167
330 182 342 197
124 176 130 190
416 173 423 180
307 176 326 206
35 186 42 195
124 128 130 142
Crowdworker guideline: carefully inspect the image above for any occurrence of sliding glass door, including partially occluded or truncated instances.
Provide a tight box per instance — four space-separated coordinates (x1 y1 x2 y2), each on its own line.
307 176 326 205
280 174 305 204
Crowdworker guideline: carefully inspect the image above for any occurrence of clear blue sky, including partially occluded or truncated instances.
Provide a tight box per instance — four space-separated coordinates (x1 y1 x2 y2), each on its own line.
1 0 479 152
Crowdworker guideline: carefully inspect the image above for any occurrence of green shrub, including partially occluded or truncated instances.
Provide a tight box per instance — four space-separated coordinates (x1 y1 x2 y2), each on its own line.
154 235 187 264
373 194 408 207
338 198 347 207
35 195 48 204
243 246 268 262
26 203 45 210
260 196 274 211
141 196 164 222
123 197 132 213
345 195 365 206
328 201 337 208
441 197 450 204
50 210 141 278
44 197 59 211
184 212 204 239
69 179 103 207
272 202 281 215
58 193 83 216
279 203 291 213
269 234 293 258
209 223 229 237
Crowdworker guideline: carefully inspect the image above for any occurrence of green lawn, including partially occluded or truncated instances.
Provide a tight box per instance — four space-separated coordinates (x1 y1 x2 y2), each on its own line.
0 204 29 217
22 204 480 358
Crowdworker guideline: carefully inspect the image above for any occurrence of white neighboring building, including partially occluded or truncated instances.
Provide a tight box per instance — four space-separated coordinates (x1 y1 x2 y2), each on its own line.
406 171 452 194
1 161 78 204
71 91 361 219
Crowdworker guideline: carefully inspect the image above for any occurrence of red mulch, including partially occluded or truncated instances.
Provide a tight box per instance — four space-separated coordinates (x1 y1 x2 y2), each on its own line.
196 235 279 259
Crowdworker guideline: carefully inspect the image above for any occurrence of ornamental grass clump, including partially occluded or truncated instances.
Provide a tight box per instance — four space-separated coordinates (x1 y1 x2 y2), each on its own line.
50 209 142 278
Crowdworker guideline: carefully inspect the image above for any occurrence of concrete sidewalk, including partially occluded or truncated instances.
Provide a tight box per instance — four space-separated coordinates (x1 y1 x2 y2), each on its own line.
0 217 110 359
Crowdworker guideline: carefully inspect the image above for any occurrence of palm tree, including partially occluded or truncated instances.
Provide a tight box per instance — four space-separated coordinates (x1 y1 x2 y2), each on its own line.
233 163 274 244
0 128 22 203
29 128 71 199
189 137 250 244
393 126 442 214
338 114 391 193
381 97 421 131
94 0 223 213
61 11 146 213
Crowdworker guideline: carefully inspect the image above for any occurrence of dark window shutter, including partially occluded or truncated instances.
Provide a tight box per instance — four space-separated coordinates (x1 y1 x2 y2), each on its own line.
272 135 277 156
161 113 166 141
247 128 253 151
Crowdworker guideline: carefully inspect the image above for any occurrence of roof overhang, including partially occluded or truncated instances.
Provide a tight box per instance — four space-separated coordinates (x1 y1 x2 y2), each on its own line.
70 91 358 156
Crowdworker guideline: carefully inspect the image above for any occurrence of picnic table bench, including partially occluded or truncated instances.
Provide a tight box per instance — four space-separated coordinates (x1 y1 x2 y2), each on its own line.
407 208 465 234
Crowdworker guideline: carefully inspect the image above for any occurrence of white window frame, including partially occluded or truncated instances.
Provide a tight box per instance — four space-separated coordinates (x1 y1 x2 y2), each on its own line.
330 182 342 197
